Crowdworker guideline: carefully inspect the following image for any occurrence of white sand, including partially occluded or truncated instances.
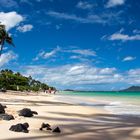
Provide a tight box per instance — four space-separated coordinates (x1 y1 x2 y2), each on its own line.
0 91 140 140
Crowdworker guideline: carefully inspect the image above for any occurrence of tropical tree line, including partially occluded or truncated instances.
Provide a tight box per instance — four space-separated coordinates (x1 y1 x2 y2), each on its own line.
0 69 55 92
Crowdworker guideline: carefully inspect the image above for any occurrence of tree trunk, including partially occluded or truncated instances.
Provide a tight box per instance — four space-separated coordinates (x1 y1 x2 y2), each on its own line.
0 38 5 57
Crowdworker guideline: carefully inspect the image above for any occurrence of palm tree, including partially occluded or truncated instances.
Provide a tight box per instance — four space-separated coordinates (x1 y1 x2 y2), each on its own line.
0 23 15 57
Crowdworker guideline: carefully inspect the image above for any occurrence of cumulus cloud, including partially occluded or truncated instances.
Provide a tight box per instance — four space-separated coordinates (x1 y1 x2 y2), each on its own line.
76 1 94 10
0 11 23 30
122 56 136 62
21 66 140 91
23 64 123 86
106 0 126 8
128 69 140 76
0 51 18 67
127 69 140 84
17 24 33 32
21 63 140 89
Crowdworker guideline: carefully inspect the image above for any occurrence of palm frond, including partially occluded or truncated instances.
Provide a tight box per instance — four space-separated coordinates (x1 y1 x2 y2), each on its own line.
0 24 15 57
6 36 15 47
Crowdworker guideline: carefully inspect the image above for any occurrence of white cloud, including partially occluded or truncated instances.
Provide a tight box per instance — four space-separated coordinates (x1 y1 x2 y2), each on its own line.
127 69 140 84
47 11 123 25
17 24 33 32
0 51 18 67
70 55 94 63
106 0 126 8
21 64 140 89
105 29 140 41
133 29 140 34
70 49 96 56
109 33 140 41
122 56 136 62
76 1 93 10
0 11 23 30
23 64 123 86
128 69 140 76
34 46 60 60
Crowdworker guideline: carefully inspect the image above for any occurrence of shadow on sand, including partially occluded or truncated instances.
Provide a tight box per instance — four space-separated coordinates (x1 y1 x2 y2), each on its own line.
3 112 140 140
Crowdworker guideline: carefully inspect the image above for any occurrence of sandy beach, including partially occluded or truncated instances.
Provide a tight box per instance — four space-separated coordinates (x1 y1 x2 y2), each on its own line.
0 91 140 140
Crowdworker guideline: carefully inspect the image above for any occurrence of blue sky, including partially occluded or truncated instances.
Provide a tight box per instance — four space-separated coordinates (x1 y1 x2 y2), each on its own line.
0 0 140 90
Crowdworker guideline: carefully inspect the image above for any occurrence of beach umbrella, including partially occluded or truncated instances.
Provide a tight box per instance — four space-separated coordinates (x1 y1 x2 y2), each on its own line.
0 24 15 57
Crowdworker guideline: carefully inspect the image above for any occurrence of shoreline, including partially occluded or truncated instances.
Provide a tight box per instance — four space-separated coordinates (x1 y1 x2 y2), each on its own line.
0 91 140 140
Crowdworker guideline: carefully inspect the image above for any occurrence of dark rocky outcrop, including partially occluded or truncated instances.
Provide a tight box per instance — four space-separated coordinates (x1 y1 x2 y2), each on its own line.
53 127 61 133
46 127 52 130
9 123 29 133
1 114 14 120
0 104 6 114
18 108 38 117
39 123 51 131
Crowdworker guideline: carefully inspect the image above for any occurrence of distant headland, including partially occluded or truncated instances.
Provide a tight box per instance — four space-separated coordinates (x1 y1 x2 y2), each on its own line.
64 86 140 92
120 86 140 92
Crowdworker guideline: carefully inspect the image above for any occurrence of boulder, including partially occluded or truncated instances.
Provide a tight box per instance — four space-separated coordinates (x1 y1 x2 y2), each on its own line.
18 108 38 117
53 127 61 133
46 127 52 130
1 114 14 121
39 123 51 131
0 104 6 114
9 123 29 133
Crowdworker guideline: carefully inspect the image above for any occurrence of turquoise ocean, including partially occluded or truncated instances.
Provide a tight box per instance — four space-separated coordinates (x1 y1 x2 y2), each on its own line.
58 91 140 116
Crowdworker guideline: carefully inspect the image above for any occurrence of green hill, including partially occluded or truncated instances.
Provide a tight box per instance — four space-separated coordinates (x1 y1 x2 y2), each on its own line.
0 69 55 92
121 86 140 92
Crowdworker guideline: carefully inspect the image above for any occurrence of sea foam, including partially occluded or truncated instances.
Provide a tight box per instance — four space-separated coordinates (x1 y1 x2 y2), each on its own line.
105 101 140 115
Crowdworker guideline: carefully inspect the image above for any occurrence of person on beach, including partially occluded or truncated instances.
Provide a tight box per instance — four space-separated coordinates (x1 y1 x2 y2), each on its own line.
48 87 52 94
53 89 57 94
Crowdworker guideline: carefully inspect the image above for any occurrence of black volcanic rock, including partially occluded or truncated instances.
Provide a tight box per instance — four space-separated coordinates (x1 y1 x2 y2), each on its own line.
0 104 6 114
53 127 61 133
9 123 29 133
18 108 38 117
1 114 14 120
39 123 51 131
46 127 52 130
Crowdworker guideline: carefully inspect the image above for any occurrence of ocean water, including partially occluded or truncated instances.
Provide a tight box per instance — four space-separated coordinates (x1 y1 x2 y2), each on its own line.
58 91 140 116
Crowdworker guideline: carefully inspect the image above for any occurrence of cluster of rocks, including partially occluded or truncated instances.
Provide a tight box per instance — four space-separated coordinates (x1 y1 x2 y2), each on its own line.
0 105 37 121
9 122 61 133
0 104 61 133
0 103 14 121
40 123 61 133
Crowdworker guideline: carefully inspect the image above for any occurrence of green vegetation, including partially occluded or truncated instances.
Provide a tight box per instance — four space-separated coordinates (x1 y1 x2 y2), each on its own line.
0 24 15 56
0 69 55 92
